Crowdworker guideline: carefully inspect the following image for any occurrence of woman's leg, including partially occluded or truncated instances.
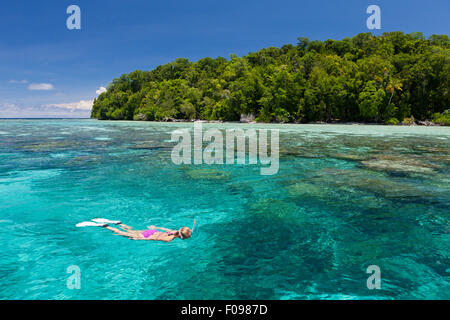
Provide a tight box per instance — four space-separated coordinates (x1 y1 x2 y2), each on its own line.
118 223 133 231
104 226 134 237
104 226 145 240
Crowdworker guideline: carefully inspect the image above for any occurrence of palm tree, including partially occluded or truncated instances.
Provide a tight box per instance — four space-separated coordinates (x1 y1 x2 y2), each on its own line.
386 78 403 105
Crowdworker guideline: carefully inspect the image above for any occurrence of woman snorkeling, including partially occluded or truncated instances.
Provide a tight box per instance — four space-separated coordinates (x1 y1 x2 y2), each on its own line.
76 218 195 242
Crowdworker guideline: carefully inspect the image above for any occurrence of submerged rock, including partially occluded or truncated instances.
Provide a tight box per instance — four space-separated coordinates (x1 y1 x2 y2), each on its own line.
226 182 254 196
129 142 173 151
309 168 435 199
66 155 100 166
331 153 371 161
279 145 325 159
184 168 230 180
286 182 330 200
20 141 74 152
361 157 438 174
246 198 301 223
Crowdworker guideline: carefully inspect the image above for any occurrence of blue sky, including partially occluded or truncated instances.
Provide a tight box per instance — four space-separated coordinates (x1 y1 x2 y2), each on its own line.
0 0 449 118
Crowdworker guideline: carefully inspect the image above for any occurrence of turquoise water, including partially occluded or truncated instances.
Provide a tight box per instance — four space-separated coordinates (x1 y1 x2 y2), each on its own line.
0 119 449 300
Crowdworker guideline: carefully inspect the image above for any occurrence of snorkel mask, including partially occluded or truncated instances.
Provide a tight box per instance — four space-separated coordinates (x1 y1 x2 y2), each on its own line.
178 219 196 240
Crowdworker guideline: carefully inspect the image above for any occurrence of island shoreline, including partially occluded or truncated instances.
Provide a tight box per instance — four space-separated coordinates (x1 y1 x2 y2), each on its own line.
90 118 447 126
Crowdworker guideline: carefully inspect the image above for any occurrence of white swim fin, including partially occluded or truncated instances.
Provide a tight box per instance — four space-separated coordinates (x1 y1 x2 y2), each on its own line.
76 221 107 228
91 218 122 225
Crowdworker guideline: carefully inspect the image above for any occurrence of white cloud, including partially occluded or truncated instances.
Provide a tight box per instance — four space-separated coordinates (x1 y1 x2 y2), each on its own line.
8 79 28 84
28 83 54 91
44 99 93 111
0 101 91 118
96 86 107 95
0 102 20 109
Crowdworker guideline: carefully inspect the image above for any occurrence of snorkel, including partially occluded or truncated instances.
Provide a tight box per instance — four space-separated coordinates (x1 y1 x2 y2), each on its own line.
192 219 196 233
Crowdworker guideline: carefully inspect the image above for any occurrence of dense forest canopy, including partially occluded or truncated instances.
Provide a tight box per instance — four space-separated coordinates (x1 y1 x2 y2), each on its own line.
91 32 450 124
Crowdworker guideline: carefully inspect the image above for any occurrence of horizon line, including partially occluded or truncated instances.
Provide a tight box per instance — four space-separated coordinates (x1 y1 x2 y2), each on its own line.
0 117 91 119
